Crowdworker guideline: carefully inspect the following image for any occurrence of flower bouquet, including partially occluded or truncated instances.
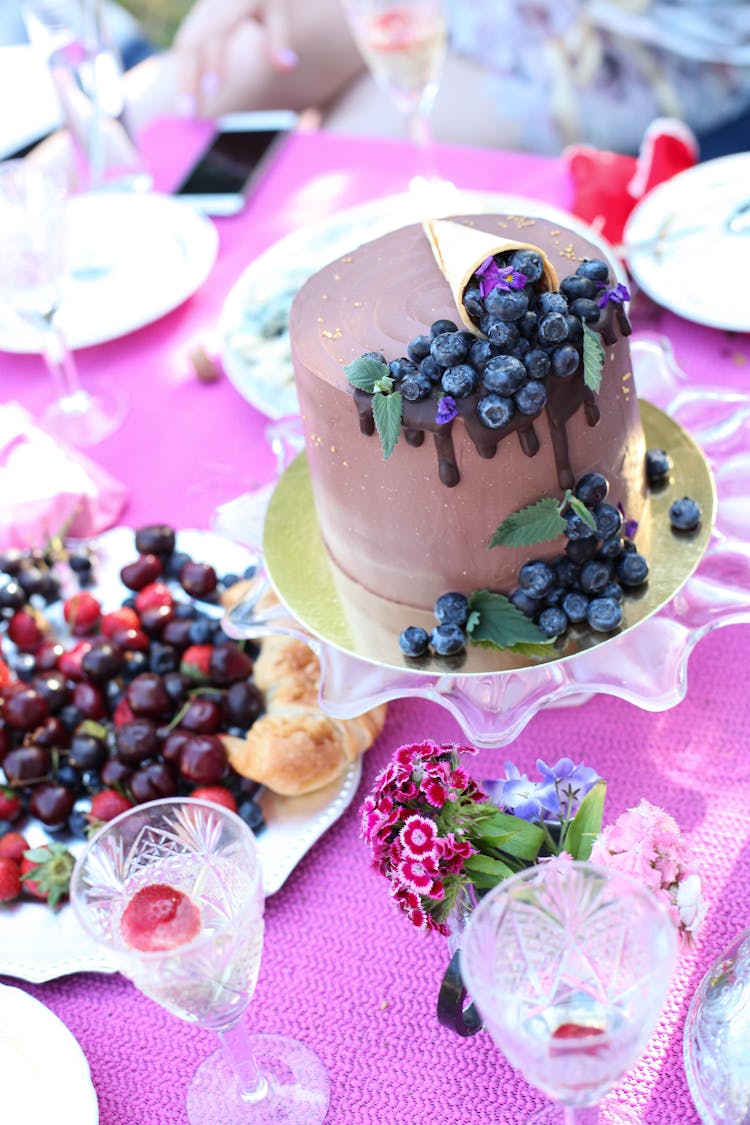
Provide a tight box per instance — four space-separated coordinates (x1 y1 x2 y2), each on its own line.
360 740 704 1032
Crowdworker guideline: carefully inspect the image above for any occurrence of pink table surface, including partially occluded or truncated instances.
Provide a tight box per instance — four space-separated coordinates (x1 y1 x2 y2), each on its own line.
2 125 750 1125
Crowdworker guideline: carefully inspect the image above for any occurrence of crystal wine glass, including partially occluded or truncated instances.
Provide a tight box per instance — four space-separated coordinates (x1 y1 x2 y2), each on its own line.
461 861 678 1124
341 0 447 186
0 160 125 446
70 797 330 1125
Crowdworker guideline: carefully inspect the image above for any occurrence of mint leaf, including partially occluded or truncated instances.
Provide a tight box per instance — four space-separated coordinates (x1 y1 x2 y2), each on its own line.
373 374 394 394
582 322 605 394
372 390 403 459
467 590 550 649
344 355 390 392
489 497 566 548
567 495 597 531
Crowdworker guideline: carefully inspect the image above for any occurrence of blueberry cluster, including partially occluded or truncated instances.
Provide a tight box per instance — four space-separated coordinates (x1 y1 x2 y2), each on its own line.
398 592 470 659
376 255 611 430
509 472 648 638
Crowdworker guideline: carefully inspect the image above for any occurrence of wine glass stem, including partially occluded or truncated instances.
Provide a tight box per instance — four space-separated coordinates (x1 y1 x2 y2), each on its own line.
405 108 438 180
563 1106 600 1124
217 1020 269 1104
39 312 91 416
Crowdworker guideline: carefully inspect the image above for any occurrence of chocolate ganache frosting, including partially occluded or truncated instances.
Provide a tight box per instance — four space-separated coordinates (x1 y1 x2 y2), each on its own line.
290 213 646 612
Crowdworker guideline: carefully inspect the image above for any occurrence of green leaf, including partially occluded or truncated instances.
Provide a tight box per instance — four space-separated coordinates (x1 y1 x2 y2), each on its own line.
467 590 550 650
489 497 566 548
463 853 517 888
344 355 390 392
567 495 598 531
504 641 557 658
372 390 403 460
564 780 607 861
582 322 605 394
477 810 545 861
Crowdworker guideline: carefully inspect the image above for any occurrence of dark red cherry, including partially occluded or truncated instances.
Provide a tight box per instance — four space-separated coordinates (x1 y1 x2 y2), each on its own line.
129 760 178 804
179 561 218 599
120 554 163 591
4 687 49 731
179 734 228 784
115 718 160 765
2 744 51 784
29 782 75 828
125 673 171 718
180 697 223 734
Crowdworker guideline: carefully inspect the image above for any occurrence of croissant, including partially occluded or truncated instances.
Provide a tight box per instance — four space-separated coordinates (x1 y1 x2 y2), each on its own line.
219 589 387 796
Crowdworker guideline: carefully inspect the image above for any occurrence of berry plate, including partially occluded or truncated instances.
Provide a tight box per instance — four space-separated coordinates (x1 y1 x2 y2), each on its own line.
0 983 98 1123
0 528 362 982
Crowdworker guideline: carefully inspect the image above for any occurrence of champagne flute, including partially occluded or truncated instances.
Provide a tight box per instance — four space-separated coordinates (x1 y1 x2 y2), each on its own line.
461 861 678 1124
70 797 330 1125
0 160 125 447
341 0 447 185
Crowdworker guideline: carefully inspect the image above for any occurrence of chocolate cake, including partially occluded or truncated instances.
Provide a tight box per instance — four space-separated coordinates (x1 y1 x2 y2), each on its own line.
289 213 646 620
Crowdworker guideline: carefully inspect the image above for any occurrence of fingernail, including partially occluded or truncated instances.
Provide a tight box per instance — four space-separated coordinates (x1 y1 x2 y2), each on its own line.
201 71 220 97
176 92 196 117
274 47 299 70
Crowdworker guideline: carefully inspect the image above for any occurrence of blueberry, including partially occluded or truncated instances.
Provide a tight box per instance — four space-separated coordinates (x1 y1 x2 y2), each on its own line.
538 606 568 638
554 557 580 588
165 550 192 580
188 616 216 644
518 311 539 339
431 319 458 337
237 796 265 833
484 287 528 322
598 536 625 560
477 393 514 429
419 355 443 382
13 652 36 682
565 537 598 564
616 553 649 587
551 344 580 379
400 372 432 401
468 338 496 371
564 315 583 344
483 354 527 395
575 472 609 508
601 581 624 603
407 334 433 362
562 590 589 623
518 560 556 598
149 642 179 675
441 364 477 398
430 623 466 656
543 585 565 607
480 317 519 351
565 511 597 541
434 592 469 626
560 274 598 301
463 284 484 319
536 291 568 316
510 588 540 619
537 312 568 346
569 298 600 324
579 559 611 595
576 258 610 283
593 503 624 540
431 332 469 367
524 348 551 380
398 626 431 658
515 380 547 416
389 357 417 381
361 350 387 365
586 597 623 632
669 497 701 532
646 448 673 486
510 249 545 283
68 808 91 839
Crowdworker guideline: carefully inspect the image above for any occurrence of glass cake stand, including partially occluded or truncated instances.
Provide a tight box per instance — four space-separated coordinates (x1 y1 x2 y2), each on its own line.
215 337 750 747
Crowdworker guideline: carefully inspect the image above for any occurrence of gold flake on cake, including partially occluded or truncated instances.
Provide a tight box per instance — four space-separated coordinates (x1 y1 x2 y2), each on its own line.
560 244 577 260
321 328 342 339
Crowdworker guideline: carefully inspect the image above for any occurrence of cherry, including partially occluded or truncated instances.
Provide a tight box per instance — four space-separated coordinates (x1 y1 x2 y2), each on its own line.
129 760 178 803
178 734 228 784
28 715 69 749
29 783 75 829
225 681 264 729
63 592 101 636
161 728 193 765
139 604 175 636
180 697 224 734
81 640 124 683
161 618 194 649
34 639 65 671
100 757 133 788
58 641 94 682
162 671 191 708
0 722 11 762
4 686 49 731
0 579 25 611
101 607 140 637
179 561 218 599
120 554 163 591
135 525 176 556
72 680 108 720
115 718 160 765
69 729 108 771
110 626 150 653
135 582 174 614
2 744 51 784
7 608 48 652
126 673 171 718
31 671 71 713
209 644 253 686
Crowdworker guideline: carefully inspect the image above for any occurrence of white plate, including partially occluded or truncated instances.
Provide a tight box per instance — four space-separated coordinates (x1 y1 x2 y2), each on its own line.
624 153 750 330
0 192 219 353
220 188 621 419
0 983 98 1123
0 527 362 981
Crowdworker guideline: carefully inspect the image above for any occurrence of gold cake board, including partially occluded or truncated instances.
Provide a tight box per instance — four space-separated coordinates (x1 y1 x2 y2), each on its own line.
261 401 716 676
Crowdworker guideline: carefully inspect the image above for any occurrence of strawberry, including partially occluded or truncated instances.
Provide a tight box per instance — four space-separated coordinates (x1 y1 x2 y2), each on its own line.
21 843 75 908
190 786 238 813
0 655 14 687
135 582 174 614
7 608 49 652
180 644 212 681
120 883 201 952
0 856 21 903
0 787 21 822
63 592 102 636
100 607 140 637
0 831 30 863
88 789 133 826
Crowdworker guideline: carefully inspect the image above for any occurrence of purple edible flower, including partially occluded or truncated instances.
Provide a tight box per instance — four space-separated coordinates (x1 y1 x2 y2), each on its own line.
436 395 458 425
617 502 639 539
597 281 631 309
485 762 547 822
535 757 600 819
475 256 527 299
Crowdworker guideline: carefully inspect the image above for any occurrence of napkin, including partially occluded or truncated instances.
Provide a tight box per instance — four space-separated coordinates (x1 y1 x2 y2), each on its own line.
563 116 699 248
0 404 127 549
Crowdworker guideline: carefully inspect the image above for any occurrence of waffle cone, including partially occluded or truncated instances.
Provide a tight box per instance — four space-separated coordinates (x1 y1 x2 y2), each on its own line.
423 218 560 334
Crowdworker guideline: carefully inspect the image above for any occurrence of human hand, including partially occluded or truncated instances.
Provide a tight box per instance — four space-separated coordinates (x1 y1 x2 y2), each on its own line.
173 0 298 116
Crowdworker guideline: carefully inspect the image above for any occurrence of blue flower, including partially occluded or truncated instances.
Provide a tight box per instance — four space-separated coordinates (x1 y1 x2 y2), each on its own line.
535 757 600 818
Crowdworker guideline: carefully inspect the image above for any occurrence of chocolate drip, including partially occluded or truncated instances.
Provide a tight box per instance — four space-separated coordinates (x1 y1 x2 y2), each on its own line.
354 390 376 436
405 428 424 447
433 431 460 487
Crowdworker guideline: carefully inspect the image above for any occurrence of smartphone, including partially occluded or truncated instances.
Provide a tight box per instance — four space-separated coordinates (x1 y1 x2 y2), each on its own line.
173 110 299 216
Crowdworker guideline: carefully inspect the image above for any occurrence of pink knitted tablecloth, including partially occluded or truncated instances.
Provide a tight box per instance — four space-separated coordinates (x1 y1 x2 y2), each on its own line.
1 125 749 1124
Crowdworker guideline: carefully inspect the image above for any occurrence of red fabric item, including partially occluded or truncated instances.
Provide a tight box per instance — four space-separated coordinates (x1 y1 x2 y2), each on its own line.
564 117 698 246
